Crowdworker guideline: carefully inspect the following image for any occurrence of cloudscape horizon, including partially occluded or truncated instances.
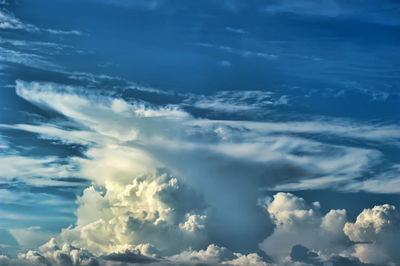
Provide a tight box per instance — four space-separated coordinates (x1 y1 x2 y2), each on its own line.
0 1 400 265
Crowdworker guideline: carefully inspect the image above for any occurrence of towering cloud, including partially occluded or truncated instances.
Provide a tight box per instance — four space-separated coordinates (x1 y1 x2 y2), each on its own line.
0 80 398 265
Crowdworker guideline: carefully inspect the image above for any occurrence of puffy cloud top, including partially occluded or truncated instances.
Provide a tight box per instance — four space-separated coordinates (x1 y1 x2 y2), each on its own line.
260 192 400 265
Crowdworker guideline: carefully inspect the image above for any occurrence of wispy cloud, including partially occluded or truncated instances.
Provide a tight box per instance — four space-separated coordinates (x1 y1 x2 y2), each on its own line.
224 26 249 34
0 46 61 71
0 9 81 35
262 0 400 25
184 90 288 112
12 80 400 194
194 42 278 60
88 0 164 10
0 9 38 31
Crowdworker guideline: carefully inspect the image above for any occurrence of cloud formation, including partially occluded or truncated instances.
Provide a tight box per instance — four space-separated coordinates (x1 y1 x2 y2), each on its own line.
60 170 208 255
259 192 400 265
11 79 400 196
0 79 399 265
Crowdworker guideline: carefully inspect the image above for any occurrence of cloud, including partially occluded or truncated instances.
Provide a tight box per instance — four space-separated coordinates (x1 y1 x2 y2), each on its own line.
168 244 268 265
224 27 249 34
0 9 38 31
344 204 400 265
9 229 54 252
0 238 100 266
11 80 400 195
217 60 232 68
2 80 400 265
88 0 164 11
194 43 278 60
44 29 81 36
262 0 400 26
184 90 288 112
0 240 269 266
343 164 400 194
259 192 400 265
259 192 348 263
0 46 60 70
0 8 81 35
263 0 346 18
59 170 208 256
0 154 79 186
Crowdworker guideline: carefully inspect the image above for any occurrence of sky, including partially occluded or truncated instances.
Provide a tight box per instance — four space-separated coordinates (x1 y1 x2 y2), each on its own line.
0 0 399 265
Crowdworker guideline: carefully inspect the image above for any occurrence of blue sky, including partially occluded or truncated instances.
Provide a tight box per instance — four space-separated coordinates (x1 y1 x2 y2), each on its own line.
0 0 399 265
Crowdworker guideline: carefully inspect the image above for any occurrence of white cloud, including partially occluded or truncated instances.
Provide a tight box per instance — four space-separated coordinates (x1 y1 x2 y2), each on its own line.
0 9 38 31
0 9 81 35
259 192 348 262
344 204 400 265
2 80 400 265
9 229 54 251
168 244 268 266
179 213 207 232
0 240 269 266
259 192 400 265
2 238 100 266
0 154 79 186
44 29 81 36
11 80 400 194
185 90 288 112
343 164 400 193
59 170 207 255
0 46 59 70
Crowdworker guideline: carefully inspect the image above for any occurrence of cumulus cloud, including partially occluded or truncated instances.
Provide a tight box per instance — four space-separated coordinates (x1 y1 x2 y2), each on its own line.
168 244 268 266
0 238 99 266
259 192 348 263
0 241 269 266
1 80 400 265
59 170 208 255
259 192 400 265
344 204 400 265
